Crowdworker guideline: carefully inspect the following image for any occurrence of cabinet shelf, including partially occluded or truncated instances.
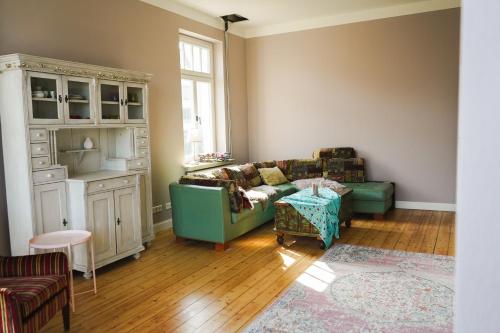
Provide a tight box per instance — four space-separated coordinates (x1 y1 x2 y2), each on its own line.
101 101 119 105
127 102 142 106
69 99 89 104
32 97 57 102
59 148 99 154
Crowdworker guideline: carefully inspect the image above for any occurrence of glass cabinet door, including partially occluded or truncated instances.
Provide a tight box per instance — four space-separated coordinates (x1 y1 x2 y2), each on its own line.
124 83 146 123
98 80 123 123
27 72 64 124
62 76 95 124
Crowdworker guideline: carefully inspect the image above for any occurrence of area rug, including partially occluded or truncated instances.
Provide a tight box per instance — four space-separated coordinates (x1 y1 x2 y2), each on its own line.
243 244 454 333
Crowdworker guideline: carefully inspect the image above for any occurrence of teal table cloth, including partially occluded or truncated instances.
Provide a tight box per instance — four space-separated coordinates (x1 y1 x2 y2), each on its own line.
281 187 341 248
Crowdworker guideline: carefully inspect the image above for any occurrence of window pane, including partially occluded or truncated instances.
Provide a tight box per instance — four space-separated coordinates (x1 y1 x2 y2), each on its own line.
179 42 185 69
183 43 193 71
181 79 195 161
196 81 213 154
193 46 201 72
201 48 210 74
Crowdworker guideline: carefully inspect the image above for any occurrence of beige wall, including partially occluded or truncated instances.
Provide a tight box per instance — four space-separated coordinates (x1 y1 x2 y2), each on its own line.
0 0 248 225
246 9 460 203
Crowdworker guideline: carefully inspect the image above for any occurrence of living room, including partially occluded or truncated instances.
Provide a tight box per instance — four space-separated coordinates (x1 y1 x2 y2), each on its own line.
0 0 498 332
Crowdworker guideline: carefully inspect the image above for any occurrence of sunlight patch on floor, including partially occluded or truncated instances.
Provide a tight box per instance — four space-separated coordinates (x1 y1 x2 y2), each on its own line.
296 260 336 292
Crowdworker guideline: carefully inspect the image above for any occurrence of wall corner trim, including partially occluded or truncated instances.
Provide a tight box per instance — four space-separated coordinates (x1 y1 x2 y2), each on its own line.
154 218 173 233
395 201 456 212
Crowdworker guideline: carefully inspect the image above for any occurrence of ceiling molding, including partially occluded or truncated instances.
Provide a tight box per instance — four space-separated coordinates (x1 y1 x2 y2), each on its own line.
141 0 460 39
243 0 461 38
140 0 246 37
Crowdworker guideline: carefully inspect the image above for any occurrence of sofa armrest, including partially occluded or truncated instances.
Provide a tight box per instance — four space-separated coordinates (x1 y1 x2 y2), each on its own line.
169 183 232 243
0 288 22 332
0 253 69 278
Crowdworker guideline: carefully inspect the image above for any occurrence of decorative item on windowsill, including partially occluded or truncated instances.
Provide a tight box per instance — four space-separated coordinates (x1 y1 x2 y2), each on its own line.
189 128 202 165
198 152 232 162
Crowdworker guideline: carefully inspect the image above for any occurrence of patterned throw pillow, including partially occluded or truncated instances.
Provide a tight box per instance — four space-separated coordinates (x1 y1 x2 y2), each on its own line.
324 158 365 183
290 159 324 180
220 167 251 190
238 163 262 188
258 167 289 186
276 160 294 180
178 176 244 213
312 147 356 159
253 160 277 169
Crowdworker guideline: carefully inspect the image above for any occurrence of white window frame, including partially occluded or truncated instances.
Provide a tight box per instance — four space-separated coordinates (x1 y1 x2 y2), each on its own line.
179 34 217 162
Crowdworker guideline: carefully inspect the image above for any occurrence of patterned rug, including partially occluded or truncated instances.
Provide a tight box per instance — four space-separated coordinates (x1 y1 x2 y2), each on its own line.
243 244 454 333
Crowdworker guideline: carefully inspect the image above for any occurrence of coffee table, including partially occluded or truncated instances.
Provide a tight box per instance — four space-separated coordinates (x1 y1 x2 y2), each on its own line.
29 230 97 312
274 187 353 249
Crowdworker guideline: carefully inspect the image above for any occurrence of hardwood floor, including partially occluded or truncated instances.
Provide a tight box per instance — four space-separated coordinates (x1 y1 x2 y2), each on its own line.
43 209 455 333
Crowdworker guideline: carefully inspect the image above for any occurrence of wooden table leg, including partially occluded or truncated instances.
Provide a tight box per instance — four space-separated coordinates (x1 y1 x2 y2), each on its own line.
67 244 75 312
90 236 97 295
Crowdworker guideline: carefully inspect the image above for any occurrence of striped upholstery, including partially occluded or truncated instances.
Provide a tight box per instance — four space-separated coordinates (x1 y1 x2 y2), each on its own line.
0 253 68 278
0 253 69 333
0 276 67 318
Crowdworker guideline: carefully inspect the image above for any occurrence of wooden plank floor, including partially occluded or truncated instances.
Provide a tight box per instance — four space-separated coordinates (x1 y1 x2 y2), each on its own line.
43 209 455 333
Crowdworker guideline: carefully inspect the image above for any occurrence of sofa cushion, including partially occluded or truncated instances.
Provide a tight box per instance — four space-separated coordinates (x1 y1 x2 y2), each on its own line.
0 275 67 319
313 147 356 159
324 158 365 183
258 167 289 186
179 176 244 213
342 182 394 202
238 163 262 187
253 160 276 169
290 159 323 180
220 168 251 190
273 182 299 197
276 160 294 180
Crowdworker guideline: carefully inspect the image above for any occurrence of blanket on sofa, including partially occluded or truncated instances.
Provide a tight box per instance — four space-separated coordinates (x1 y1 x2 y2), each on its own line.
282 187 341 248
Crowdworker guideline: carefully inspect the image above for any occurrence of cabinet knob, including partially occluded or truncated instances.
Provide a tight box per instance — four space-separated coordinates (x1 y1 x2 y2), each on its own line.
117 218 121 225
36 133 42 137
37 147 43 151
141 140 146 144
137 162 143 166
123 179 129 184
98 184 104 188
38 161 45 165
46 173 54 178
63 219 68 227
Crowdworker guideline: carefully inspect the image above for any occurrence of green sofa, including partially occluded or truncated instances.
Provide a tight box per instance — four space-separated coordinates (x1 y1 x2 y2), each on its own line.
169 182 298 250
169 147 394 249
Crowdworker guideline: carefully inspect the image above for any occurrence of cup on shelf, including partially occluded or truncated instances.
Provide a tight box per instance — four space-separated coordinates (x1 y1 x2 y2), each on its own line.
49 91 56 98
43 91 49 98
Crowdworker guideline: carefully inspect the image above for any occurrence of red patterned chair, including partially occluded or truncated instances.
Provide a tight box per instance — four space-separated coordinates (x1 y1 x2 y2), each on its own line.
0 253 70 332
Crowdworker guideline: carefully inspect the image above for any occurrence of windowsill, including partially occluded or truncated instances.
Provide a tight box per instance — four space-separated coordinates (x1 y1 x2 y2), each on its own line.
183 159 236 173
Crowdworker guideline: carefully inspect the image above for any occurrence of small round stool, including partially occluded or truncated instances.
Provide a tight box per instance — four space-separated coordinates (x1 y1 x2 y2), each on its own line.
29 230 97 312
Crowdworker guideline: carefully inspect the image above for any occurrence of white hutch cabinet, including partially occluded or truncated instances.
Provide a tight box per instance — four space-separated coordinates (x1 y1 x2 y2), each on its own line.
0 54 154 276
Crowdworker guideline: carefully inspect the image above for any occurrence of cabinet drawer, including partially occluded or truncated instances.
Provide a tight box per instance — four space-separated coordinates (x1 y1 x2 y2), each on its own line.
136 148 149 158
30 128 49 142
31 156 50 170
134 127 148 138
127 158 148 170
31 142 50 156
32 168 66 184
135 137 148 148
87 176 136 194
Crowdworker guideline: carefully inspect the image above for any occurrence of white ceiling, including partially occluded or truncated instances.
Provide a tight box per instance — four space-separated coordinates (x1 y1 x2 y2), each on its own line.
142 0 460 38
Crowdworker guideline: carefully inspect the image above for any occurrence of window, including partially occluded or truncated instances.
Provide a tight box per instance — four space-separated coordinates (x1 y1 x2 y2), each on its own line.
179 35 215 163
